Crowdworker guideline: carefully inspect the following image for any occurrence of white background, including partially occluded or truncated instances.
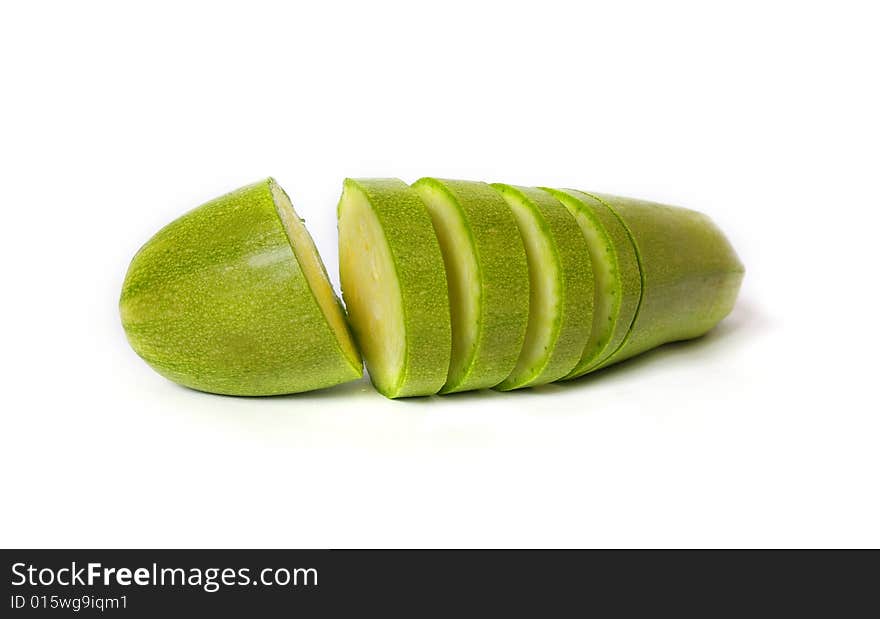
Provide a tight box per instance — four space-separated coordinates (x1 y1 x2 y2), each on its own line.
1 1 877 548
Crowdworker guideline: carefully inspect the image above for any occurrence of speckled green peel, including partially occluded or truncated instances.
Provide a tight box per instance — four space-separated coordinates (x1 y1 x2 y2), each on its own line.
337 178 451 398
412 178 529 393
491 184 593 390
584 192 744 368
119 178 363 396
543 188 641 378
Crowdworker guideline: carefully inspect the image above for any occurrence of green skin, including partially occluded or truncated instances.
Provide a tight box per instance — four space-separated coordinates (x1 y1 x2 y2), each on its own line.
542 188 641 379
412 178 529 394
119 179 363 396
584 192 745 368
338 178 452 398
491 184 594 390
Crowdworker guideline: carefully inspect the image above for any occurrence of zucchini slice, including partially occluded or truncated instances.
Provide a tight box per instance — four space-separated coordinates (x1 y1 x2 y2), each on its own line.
412 178 530 393
337 178 451 397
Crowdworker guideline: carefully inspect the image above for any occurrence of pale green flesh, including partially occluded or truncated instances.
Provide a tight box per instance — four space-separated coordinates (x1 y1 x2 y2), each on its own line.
492 186 565 390
337 183 406 396
337 178 451 398
271 181 361 370
413 178 529 393
543 188 618 377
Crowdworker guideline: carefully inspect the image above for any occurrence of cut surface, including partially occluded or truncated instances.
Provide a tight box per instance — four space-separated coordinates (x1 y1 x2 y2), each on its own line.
491 184 593 390
337 182 405 395
544 188 640 378
413 178 529 393
338 178 451 398
270 180 361 370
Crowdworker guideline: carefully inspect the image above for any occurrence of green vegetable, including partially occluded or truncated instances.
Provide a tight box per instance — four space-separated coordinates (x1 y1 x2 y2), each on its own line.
122 176 745 398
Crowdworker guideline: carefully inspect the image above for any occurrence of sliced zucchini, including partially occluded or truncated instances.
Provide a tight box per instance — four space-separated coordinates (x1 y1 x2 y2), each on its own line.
337 178 451 397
